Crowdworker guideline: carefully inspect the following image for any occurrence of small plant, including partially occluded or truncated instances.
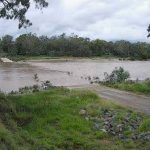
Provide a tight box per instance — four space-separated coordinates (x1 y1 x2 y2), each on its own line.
9 80 53 94
32 85 40 92
41 80 53 90
139 119 150 132
33 73 39 82
104 67 130 84
145 79 150 87
95 131 108 139
19 86 33 94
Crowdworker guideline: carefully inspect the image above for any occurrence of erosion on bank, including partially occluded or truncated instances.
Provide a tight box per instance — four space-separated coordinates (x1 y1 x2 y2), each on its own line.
0 88 150 150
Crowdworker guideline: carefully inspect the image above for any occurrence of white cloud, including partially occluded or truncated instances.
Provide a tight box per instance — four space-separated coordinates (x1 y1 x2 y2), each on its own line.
0 0 150 42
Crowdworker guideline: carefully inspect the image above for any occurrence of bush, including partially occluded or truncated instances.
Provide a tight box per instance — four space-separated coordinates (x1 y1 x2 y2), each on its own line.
104 67 130 84
139 119 150 132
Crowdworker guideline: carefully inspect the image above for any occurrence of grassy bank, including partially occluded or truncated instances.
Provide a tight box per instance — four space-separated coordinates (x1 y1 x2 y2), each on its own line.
0 88 150 150
104 81 150 95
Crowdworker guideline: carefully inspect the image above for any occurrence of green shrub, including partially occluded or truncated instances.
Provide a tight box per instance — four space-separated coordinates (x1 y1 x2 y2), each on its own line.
124 140 135 149
139 119 150 132
95 131 108 139
104 67 130 84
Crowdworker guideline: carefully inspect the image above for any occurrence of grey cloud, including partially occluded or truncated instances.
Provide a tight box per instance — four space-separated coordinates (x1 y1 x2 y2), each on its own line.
0 0 150 42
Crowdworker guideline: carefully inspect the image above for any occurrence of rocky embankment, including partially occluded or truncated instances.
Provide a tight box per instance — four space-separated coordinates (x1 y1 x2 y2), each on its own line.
79 108 150 142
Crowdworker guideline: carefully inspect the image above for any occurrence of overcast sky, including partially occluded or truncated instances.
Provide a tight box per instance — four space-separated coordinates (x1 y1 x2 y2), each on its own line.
0 0 150 42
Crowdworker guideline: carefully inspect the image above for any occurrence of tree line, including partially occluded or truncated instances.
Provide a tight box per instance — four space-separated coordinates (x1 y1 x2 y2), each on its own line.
0 33 150 60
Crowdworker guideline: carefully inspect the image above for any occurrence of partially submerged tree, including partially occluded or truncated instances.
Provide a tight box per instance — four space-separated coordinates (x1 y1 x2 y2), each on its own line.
104 67 130 84
0 0 48 28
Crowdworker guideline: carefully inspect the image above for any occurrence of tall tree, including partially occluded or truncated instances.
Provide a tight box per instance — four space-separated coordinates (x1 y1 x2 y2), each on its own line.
1 35 13 53
16 33 41 55
147 25 150 37
0 0 48 28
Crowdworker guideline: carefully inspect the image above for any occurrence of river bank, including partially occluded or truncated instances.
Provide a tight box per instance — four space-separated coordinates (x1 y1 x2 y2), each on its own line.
0 87 150 150
9 56 150 62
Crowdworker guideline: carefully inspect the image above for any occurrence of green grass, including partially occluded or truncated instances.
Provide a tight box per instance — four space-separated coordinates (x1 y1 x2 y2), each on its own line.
0 88 150 150
139 119 150 132
106 81 150 95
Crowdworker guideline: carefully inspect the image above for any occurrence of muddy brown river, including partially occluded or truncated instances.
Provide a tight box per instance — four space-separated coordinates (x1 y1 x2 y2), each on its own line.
0 59 150 92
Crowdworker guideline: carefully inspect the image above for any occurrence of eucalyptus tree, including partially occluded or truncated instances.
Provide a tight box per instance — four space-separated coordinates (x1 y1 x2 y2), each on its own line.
16 33 41 55
147 25 150 37
90 39 108 56
114 40 131 57
1 35 13 53
0 0 48 28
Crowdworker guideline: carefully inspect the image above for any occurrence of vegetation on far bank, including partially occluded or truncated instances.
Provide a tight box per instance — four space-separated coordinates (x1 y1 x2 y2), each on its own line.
0 33 150 60
0 87 150 150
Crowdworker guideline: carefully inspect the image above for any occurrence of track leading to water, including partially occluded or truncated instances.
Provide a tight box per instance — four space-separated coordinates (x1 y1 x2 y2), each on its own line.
68 85 150 115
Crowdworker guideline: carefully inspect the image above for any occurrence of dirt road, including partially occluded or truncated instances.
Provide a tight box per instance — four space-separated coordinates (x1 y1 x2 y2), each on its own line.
68 85 150 115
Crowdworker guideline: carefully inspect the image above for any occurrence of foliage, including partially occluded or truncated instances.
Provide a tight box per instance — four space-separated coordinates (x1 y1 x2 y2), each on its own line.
147 25 150 37
10 80 54 94
0 33 150 59
104 67 130 84
16 33 41 55
0 0 48 28
139 119 150 132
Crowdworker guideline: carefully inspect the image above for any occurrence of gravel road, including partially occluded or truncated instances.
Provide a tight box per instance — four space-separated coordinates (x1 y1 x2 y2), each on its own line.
68 85 150 115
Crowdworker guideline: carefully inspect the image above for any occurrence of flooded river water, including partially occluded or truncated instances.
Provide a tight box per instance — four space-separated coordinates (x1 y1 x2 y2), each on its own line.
0 59 150 92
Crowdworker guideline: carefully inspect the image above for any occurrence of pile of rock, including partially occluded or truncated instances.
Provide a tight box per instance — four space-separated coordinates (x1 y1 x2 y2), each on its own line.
132 132 150 141
79 108 150 141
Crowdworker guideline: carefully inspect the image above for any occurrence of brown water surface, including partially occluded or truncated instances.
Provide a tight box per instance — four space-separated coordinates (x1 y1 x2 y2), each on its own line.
0 59 150 92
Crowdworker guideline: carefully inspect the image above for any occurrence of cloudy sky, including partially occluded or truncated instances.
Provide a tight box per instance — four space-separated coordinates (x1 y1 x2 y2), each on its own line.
0 0 150 42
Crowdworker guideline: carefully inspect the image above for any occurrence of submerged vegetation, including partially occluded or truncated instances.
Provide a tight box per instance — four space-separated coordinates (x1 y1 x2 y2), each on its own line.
0 88 150 150
87 67 150 95
103 67 130 84
0 33 150 60
102 67 150 95
10 80 54 94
